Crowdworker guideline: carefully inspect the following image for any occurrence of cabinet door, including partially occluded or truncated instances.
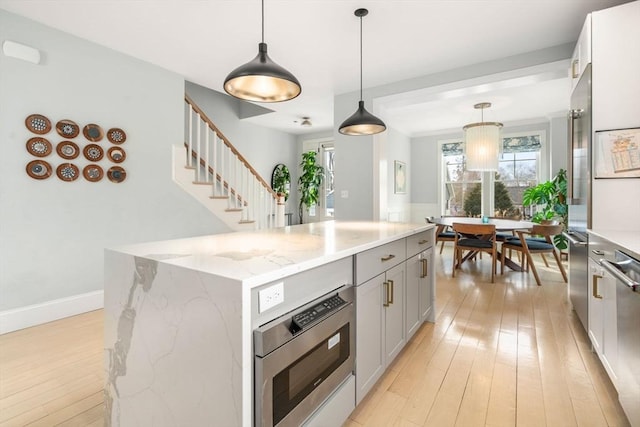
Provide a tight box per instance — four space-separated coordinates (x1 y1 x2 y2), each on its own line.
419 248 434 322
355 274 385 404
588 257 604 355
405 255 421 341
384 263 406 364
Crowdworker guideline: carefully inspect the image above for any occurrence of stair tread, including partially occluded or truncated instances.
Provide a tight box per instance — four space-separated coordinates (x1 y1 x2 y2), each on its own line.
192 181 212 185
225 208 243 212
239 220 256 224
210 196 229 200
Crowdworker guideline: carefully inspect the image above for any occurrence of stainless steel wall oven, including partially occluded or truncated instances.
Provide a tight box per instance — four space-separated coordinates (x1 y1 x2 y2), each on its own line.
254 286 355 427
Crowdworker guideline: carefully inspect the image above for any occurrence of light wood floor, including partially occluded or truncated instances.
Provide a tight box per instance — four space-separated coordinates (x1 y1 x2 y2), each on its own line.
0 247 629 426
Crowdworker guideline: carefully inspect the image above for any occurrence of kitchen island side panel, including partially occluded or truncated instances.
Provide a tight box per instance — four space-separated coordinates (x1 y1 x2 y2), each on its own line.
104 250 243 426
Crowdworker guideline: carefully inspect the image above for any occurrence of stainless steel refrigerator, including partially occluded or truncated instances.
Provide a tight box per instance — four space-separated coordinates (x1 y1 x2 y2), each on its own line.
565 63 592 331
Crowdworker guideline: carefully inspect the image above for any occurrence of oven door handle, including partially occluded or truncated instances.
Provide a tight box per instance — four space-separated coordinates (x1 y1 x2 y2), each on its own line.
600 259 640 291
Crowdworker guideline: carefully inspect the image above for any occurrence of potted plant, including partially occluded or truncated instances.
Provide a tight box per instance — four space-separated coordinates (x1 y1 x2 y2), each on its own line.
298 151 324 224
522 168 568 249
271 164 291 201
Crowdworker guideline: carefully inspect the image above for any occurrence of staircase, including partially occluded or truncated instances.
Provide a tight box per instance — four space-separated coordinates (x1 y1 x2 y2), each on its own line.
173 95 284 231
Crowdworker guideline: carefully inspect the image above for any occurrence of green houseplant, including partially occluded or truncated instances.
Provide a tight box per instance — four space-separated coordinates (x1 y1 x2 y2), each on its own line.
271 164 291 201
298 151 324 224
522 168 568 249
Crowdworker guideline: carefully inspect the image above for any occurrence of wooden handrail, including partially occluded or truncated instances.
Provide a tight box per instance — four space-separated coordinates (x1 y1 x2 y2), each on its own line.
184 94 277 199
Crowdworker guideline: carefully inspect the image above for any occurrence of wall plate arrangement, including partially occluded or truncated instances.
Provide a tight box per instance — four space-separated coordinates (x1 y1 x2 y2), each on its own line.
83 144 104 161
83 123 104 142
55 119 79 138
26 137 52 157
107 127 126 144
56 141 80 160
56 163 79 182
107 166 126 183
107 146 126 163
25 114 51 134
26 159 52 180
83 164 104 182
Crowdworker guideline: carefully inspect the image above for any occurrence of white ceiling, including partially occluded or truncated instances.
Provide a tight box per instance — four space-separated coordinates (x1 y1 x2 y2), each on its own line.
0 0 630 136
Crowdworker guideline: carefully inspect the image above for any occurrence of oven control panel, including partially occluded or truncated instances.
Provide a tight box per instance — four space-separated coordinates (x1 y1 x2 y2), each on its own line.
292 295 346 331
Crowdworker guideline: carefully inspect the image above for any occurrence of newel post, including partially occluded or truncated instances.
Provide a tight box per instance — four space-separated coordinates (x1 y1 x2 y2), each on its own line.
276 193 286 227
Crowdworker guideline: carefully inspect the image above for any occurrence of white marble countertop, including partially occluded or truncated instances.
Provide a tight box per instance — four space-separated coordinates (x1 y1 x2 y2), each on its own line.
588 229 640 259
108 221 433 287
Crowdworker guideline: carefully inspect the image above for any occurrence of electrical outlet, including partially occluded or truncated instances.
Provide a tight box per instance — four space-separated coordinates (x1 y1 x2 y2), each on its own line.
341 190 349 198
258 282 284 313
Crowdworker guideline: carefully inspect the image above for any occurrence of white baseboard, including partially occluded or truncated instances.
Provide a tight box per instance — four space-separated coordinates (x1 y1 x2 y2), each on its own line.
0 290 104 335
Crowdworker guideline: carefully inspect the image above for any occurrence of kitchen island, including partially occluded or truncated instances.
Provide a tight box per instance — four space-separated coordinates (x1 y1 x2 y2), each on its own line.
104 220 434 426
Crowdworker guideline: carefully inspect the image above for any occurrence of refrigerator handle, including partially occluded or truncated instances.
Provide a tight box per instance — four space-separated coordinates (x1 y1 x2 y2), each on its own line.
567 109 583 204
563 231 587 246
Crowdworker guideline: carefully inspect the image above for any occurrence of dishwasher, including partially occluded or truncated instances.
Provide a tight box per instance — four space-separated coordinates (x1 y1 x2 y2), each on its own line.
598 250 640 427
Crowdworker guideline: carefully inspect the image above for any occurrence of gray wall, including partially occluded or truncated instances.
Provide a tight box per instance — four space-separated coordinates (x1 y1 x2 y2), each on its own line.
550 115 569 179
185 81 299 220
0 11 227 311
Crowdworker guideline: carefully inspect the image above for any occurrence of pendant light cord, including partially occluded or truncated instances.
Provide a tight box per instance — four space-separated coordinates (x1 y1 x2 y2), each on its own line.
261 0 265 43
359 13 363 101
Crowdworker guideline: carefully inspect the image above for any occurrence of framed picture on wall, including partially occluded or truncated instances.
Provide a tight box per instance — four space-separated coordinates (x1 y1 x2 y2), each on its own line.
394 160 406 194
594 128 640 179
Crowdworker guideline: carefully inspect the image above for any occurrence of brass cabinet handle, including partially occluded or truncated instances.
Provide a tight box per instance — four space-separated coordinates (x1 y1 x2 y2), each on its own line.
388 280 394 305
592 273 603 299
383 281 390 307
420 258 428 278
418 239 429 245
572 59 579 78
381 254 396 262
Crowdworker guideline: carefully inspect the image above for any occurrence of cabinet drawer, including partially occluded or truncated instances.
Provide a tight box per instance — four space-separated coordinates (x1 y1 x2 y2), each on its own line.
355 238 406 285
406 229 433 257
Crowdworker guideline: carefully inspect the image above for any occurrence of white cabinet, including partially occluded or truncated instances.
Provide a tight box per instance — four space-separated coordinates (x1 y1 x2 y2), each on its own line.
355 262 405 404
406 247 434 341
588 257 618 385
570 14 592 93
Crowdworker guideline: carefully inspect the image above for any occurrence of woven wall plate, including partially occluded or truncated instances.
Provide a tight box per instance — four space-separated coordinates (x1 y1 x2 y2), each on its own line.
83 164 104 182
55 119 80 138
25 114 51 135
83 144 104 161
107 127 126 144
83 124 104 142
107 166 126 183
26 137 52 157
56 141 80 160
56 163 79 182
26 160 53 180
107 146 126 163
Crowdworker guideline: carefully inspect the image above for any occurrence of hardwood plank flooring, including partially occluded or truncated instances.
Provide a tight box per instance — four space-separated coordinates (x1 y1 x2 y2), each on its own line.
0 247 629 426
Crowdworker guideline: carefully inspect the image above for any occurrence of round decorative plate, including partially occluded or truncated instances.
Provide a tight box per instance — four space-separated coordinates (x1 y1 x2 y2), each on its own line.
26 137 52 157
26 159 52 180
107 127 126 144
55 119 79 138
107 146 126 163
56 141 80 160
83 164 104 182
25 114 51 134
83 123 104 142
107 166 126 183
56 163 79 182
83 144 104 161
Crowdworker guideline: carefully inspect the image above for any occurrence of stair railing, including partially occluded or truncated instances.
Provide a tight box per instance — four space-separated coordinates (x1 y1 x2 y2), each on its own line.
184 95 284 229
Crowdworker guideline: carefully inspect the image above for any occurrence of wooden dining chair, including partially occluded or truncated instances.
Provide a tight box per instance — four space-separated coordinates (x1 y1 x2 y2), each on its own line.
451 223 497 283
500 224 568 286
426 217 456 253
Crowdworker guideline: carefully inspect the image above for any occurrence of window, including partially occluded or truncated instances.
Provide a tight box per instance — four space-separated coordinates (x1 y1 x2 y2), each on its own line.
440 132 543 218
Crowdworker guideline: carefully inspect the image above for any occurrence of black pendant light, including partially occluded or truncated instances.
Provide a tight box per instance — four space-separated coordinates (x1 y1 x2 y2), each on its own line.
224 0 301 103
339 8 386 136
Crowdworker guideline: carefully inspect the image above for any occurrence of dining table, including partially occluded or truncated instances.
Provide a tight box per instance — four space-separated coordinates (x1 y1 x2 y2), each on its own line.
429 216 535 271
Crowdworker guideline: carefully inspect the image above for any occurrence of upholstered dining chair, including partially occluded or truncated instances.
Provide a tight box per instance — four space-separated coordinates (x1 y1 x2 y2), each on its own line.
451 223 497 283
426 217 456 253
500 223 567 286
